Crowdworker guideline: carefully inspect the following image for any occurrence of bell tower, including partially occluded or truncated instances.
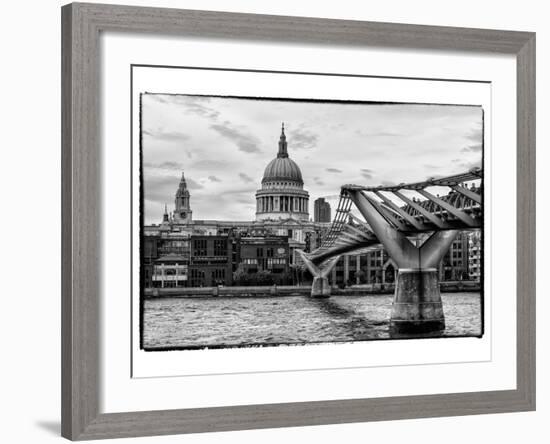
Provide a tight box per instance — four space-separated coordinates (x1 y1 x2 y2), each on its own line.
173 171 193 224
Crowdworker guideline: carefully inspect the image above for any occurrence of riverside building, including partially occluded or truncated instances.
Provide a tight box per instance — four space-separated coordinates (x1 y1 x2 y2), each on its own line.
143 124 478 289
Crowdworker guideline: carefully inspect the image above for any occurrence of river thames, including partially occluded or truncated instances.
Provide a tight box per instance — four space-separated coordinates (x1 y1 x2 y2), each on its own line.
142 292 482 350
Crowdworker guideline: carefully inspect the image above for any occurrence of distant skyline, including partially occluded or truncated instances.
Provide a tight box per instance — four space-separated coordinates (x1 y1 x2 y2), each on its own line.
141 94 482 225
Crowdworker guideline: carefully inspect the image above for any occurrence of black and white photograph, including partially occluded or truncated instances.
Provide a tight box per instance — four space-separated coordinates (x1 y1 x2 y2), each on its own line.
139 93 484 351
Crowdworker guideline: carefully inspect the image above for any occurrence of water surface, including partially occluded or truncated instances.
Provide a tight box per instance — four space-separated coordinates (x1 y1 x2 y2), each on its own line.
142 292 482 350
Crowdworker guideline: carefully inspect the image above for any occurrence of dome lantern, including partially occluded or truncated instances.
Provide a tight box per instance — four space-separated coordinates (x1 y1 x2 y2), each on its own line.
277 122 288 158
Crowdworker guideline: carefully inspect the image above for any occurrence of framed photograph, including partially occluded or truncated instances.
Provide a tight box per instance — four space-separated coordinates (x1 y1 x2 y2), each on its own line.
61 2 535 440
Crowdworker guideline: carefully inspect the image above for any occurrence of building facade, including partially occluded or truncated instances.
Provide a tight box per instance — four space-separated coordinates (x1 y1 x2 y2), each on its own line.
439 231 470 281
236 236 290 285
142 123 482 290
313 197 331 223
188 235 234 287
468 231 482 282
152 253 189 288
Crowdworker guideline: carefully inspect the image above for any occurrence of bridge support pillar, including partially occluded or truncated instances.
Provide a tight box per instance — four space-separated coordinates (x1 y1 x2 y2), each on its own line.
297 251 339 298
311 276 331 298
391 268 445 335
348 189 458 335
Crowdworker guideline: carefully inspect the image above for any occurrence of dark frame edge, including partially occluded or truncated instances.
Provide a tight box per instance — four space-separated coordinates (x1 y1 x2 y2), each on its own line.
61 5 73 438
61 3 76 439
62 2 101 440
515 33 536 412
61 2 536 440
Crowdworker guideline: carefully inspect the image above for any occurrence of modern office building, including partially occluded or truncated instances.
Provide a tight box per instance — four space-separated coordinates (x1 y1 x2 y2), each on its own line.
313 197 331 223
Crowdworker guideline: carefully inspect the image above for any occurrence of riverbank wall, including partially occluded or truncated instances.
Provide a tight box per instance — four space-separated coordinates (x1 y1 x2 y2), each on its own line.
144 281 480 298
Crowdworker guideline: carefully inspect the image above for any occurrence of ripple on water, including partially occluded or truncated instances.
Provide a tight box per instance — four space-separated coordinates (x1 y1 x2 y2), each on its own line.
142 292 482 350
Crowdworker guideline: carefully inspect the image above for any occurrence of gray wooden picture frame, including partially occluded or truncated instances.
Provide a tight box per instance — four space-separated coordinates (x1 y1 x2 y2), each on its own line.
61 2 536 440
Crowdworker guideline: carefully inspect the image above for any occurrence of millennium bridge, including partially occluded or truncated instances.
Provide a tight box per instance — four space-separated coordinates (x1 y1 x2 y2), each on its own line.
298 168 483 335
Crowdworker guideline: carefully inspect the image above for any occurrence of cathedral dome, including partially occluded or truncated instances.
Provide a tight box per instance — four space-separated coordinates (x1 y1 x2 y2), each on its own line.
256 124 310 222
262 157 303 184
261 124 303 184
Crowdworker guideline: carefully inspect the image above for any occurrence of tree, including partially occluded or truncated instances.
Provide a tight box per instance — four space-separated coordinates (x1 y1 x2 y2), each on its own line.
232 265 276 286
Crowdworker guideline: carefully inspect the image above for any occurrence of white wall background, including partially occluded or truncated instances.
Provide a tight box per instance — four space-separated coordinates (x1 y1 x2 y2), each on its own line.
0 0 546 442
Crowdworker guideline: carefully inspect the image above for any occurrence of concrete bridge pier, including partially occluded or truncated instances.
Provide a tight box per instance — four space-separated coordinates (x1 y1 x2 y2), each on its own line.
311 276 331 297
348 190 458 334
297 251 339 298
391 267 444 334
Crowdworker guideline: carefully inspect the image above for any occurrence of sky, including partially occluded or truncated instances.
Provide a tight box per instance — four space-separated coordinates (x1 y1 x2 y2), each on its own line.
141 94 483 225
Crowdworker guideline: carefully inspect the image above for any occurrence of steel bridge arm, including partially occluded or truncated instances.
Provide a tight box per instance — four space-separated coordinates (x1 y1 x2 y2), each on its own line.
373 191 426 231
416 189 478 227
309 238 378 266
393 190 450 229
451 184 482 204
346 190 418 268
362 193 410 232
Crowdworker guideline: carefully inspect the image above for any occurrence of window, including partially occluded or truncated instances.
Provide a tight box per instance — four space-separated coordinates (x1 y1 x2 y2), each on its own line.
190 269 205 287
214 239 227 256
267 258 286 268
193 239 208 256
212 269 225 283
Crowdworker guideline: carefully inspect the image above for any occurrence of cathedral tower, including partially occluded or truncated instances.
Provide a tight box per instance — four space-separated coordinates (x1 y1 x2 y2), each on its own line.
173 171 193 224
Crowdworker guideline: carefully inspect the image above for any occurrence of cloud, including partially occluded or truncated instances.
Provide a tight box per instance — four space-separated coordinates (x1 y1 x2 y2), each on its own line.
186 178 204 190
381 180 396 187
326 168 342 173
465 125 483 143
148 94 221 120
238 173 254 183
142 175 178 205
145 94 170 104
208 175 222 182
423 164 440 169
143 161 184 170
191 159 228 170
220 186 258 196
461 144 482 153
210 122 262 153
360 168 373 179
288 125 318 150
181 96 220 120
142 128 190 143
355 129 405 137
458 159 482 171
314 177 325 186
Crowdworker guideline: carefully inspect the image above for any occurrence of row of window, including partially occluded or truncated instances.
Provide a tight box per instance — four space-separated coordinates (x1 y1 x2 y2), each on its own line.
192 239 228 257
256 247 275 257
242 258 286 266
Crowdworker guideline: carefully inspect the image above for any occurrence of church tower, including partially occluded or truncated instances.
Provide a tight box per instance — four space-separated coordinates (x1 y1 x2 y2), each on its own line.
173 171 193 224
